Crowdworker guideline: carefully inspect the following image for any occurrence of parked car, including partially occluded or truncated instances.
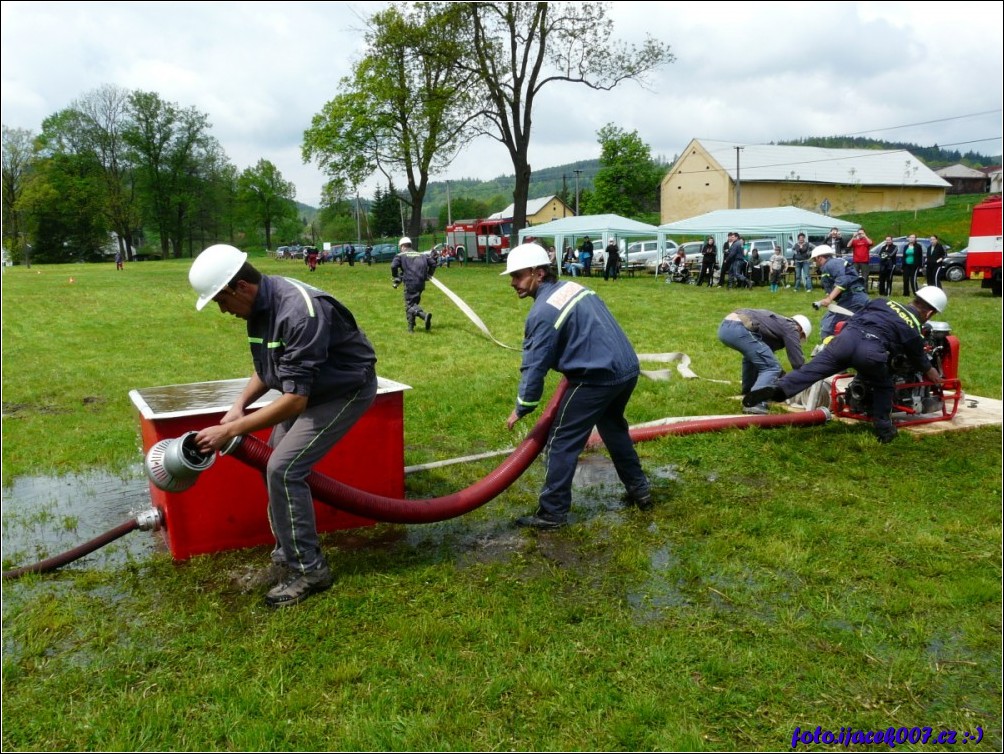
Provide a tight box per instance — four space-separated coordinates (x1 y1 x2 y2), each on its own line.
621 239 678 273
744 239 780 264
864 236 950 276
645 240 702 274
369 243 399 263
680 241 706 267
942 248 968 282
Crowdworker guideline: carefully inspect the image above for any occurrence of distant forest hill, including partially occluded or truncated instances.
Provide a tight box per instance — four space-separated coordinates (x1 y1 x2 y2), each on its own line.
305 138 999 218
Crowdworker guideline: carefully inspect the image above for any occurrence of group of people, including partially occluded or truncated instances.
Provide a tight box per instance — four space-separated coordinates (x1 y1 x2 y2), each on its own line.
562 236 596 277
186 225 949 607
693 227 948 297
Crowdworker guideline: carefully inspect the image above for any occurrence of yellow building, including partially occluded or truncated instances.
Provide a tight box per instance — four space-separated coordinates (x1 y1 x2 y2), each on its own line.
490 195 575 225
660 139 949 224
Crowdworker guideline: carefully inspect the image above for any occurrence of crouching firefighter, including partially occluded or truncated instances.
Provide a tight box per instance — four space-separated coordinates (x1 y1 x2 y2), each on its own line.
744 286 947 443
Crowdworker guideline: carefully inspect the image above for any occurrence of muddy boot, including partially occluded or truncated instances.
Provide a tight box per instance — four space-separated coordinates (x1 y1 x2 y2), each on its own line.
424 312 432 331
407 315 416 333
874 422 898 444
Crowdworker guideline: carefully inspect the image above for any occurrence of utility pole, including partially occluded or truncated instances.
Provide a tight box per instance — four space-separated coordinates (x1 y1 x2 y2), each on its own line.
573 169 583 215
562 174 568 216
734 146 744 208
446 180 452 226
355 193 361 245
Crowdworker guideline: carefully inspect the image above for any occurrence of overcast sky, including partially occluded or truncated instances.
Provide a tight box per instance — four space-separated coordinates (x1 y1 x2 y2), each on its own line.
3 1 1001 207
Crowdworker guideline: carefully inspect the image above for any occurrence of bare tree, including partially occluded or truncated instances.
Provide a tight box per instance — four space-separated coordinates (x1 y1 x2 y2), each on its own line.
456 2 673 240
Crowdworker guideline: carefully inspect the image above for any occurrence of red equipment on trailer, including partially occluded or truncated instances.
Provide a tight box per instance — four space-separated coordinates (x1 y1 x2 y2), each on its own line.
829 320 963 428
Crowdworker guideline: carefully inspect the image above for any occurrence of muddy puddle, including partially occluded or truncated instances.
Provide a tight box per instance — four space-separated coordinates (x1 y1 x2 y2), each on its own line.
2 466 166 572
1 454 681 589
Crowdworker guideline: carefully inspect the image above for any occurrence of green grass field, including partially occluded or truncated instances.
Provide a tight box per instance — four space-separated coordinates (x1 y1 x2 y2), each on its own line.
2 255 1001 751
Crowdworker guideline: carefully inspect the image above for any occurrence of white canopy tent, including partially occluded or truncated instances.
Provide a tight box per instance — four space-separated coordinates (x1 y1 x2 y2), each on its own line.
656 206 861 260
517 214 660 271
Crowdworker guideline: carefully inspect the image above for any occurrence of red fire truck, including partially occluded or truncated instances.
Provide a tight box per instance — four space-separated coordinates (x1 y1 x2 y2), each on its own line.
965 194 1002 296
445 218 513 262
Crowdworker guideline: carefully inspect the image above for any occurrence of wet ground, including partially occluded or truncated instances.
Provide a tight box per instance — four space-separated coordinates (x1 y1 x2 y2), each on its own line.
2 454 675 567
1 466 166 572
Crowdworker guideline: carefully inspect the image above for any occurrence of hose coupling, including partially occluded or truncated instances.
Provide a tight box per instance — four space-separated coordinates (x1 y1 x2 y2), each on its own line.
135 508 164 531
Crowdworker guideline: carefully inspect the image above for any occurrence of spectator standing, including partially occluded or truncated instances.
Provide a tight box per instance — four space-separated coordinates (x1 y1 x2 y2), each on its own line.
768 245 787 292
697 237 718 287
901 234 924 296
390 237 436 332
790 233 813 292
877 236 898 296
115 249 124 271
723 232 750 289
305 246 319 272
848 228 873 287
603 238 620 281
926 235 947 289
502 244 652 529
825 227 848 257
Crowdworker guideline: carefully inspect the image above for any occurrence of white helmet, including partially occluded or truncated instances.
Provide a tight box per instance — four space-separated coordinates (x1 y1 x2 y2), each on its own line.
791 314 812 341
501 243 551 275
398 237 412 248
189 244 247 311
915 285 947 312
810 244 834 260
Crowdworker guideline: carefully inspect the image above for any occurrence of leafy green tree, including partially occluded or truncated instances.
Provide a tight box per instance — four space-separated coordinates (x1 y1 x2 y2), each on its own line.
454 1 673 241
371 184 404 237
316 192 360 244
303 3 478 238
124 91 214 258
583 124 666 216
198 156 240 248
21 152 108 263
437 196 489 228
1 126 36 265
237 159 297 251
35 87 144 260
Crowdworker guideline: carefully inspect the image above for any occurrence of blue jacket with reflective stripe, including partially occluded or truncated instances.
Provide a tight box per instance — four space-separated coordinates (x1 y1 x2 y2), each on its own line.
248 275 377 404
515 280 639 417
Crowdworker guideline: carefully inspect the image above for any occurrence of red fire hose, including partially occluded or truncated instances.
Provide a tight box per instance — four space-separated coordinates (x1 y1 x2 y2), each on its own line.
225 380 571 524
2 509 162 581
3 382 830 578
225 385 831 524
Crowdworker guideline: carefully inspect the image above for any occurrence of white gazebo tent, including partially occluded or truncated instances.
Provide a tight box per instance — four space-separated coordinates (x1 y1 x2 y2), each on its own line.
656 206 861 262
517 213 660 272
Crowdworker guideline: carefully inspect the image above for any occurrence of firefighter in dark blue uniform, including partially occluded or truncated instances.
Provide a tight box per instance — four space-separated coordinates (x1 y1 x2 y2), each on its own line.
744 286 947 443
502 243 652 528
391 236 436 332
811 245 870 338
